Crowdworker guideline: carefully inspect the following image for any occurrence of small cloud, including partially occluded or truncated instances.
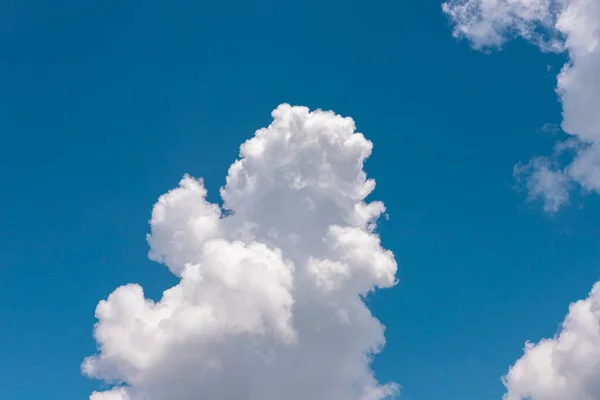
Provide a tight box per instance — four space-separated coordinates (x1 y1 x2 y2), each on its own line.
538 123 561 136
441 0 563 52
514 156 571 213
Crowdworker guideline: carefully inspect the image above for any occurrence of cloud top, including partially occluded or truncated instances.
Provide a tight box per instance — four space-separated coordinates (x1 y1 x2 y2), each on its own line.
83 104 399 400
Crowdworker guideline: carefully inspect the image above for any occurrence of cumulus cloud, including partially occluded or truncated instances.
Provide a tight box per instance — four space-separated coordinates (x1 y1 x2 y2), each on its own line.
503 283 600 400
443 0 600 212
443 1 600 399
83 104 399 400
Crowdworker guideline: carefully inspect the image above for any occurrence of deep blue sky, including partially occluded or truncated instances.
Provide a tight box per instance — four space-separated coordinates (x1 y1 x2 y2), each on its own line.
1 1 599 399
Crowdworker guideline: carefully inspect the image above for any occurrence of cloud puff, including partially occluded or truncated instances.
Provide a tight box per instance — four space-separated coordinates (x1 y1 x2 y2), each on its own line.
83 104 399 400
443 0 600 211
503 283 600 400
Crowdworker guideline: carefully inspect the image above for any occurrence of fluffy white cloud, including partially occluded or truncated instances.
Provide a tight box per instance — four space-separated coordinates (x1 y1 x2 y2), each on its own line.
503 283 600 400
444 1 600 399
83 104 399 400
443 0 600 211
442 0 561 50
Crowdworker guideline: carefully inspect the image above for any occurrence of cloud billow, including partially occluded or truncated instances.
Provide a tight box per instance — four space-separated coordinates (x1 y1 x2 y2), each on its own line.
82 104 399 400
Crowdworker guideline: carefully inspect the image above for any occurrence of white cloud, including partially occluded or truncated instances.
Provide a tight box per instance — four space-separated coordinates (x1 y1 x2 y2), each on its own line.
90 388 131 400
441 0 562 50
503 282 600 400
83 104 399 400
513 156 570 213
444 1 600 399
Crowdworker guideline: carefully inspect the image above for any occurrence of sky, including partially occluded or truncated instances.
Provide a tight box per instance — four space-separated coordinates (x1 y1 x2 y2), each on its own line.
2 0 600 399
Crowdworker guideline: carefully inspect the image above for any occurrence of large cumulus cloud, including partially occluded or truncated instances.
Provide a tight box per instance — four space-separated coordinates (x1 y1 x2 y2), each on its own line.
443 1 600 399
83 104 399 400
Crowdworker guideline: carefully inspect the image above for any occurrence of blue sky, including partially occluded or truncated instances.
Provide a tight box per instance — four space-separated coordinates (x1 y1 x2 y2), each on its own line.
2 1 600 400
